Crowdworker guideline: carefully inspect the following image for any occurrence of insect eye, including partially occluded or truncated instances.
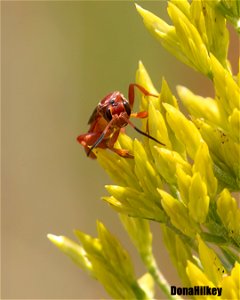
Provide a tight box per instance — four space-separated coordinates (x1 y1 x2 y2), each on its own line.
123 100 131 116
105 108 112 121
109 99 115 105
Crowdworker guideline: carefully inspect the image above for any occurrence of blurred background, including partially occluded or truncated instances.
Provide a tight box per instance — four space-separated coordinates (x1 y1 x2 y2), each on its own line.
2 1 238 299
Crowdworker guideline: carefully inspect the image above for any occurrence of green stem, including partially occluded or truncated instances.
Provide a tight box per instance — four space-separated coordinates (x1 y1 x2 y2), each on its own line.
206 203 240 249
213 164 239 191
216 2 240 34
166 219 198 252
143 253 183 300
220 245 240 268
131 281 149 300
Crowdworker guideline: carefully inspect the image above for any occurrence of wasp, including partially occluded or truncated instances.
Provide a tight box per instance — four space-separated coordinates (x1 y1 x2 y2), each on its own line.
77 83 165 159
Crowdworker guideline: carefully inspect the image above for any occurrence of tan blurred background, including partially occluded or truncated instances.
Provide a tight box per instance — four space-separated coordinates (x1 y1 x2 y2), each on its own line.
1 1 238 299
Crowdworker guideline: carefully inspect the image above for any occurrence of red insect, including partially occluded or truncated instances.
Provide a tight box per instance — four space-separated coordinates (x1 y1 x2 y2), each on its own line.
77 83 165 159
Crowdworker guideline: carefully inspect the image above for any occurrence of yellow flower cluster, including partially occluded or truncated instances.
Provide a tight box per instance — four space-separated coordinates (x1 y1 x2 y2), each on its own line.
48 1 240 299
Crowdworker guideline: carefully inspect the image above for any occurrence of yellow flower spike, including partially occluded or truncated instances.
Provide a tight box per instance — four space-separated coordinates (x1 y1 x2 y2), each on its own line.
159 189 200 237
228 108 240 143
170 0 191 19
134 139 162 198
148 102 170 151
197 235 227 286
103 195 165 222
47 234 93 274
205 1 229 68
160 78 179 109
135 4 192 69
97 149 141 190
188 172 210 223
168 2 212 76
120 215 152 259
163 103 203 159
102 195 128 214
186 260 224 300
90 264 136 300
176 166 192 205
177 85 228 131
97 221 135 279
219 139 240 184
95 222 148 300
221 262 240 300
136 61 158 95
153 147 192 185
160 80 188 157
102 194 153 219
193 142 218 197
186 260 215 288
136 61 159 111
75 222 147 300
105 185 166 222
195 119 240 189
74 230 102 254
190 0 209 47
105 185 146 209
217 189 240 240
210 54 240 114
221 275 238 299
135 4 172 42
191 0 229 68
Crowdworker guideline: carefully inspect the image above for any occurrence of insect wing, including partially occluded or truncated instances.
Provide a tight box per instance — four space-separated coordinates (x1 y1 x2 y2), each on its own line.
88 92 114 125
88 106 98 124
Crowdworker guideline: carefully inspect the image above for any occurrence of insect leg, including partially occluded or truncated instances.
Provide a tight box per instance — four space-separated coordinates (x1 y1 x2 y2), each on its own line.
77 132 101 159
110 148 134 158
107 129 121 148
106 129 133 158
128 83 158 109
130 111 148 118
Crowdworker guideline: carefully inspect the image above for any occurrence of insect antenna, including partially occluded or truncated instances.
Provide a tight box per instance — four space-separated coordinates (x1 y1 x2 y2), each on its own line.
126 118 165 146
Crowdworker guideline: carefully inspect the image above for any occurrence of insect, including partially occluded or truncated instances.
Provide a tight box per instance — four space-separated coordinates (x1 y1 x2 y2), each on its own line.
77 83 165 159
